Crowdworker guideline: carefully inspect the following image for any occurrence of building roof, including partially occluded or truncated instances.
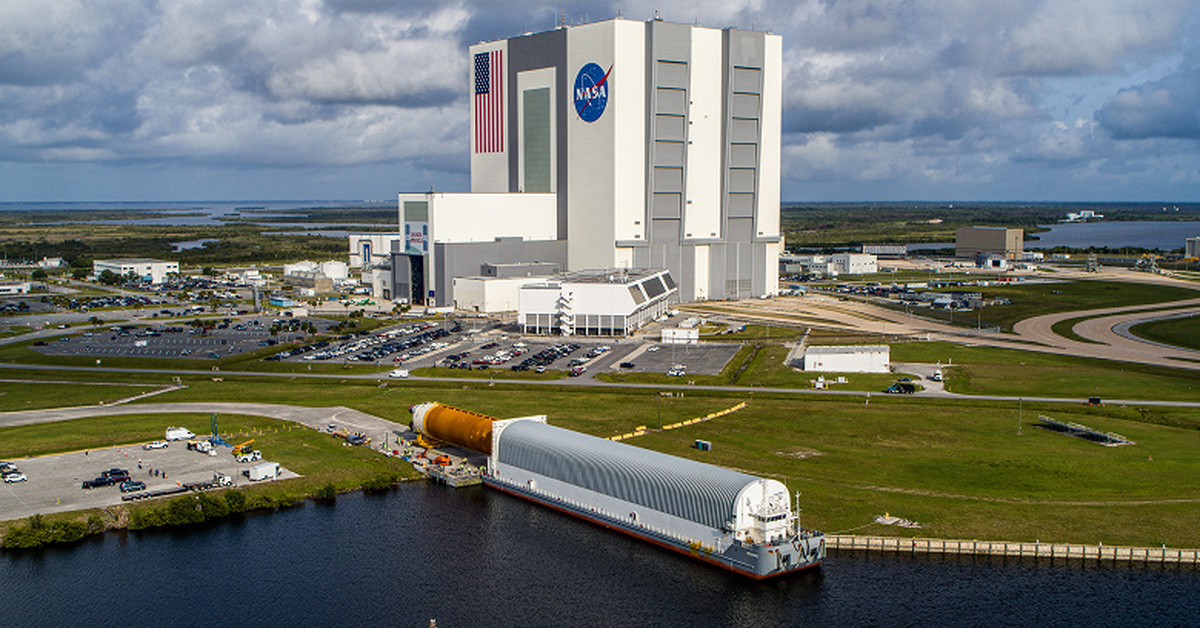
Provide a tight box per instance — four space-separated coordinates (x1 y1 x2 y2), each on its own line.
805 345 889 356
94 258 174 265
495 420 758 530
552 268 666 285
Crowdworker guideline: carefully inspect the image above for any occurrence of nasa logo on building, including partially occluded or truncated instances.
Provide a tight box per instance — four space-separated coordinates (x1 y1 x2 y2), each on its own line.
573 62 611 122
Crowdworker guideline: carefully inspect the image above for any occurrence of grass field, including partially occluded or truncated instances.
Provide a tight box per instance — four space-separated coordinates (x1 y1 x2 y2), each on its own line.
0 380 172 411
3 370 1200 547
891 341 1200 402
1128 313 1200 351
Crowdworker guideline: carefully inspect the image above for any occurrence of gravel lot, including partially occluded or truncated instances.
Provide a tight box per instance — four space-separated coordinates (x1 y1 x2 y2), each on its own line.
0 439 295 521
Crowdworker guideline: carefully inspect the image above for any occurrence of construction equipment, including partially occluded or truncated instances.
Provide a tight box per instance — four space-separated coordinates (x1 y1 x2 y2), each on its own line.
232 439 255 456
235 450 262 463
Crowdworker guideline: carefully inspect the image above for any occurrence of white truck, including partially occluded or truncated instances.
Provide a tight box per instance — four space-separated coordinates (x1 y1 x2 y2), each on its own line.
235 450 262 463
248 461 280 482
165 427 195 441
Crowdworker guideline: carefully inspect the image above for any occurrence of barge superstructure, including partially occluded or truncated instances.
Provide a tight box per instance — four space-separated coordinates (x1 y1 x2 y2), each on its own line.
409 402 824 578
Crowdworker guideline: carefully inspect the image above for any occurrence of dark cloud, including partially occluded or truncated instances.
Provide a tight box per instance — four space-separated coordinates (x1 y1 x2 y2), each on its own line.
1096 64 1200 140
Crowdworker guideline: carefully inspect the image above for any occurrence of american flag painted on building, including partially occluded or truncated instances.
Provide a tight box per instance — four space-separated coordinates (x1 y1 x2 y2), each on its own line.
474 49 504 153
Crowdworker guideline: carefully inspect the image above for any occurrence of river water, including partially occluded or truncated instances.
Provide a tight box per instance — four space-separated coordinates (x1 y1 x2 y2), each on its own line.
3 484 1197 627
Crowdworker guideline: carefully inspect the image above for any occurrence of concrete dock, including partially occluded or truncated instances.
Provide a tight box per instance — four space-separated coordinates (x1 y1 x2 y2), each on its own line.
827 535 1200 565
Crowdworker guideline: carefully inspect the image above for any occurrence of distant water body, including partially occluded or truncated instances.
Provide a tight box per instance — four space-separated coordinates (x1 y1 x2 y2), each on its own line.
0 200 392 228
909 221 1200 253
3 485 1198 627
1027 221 1200 250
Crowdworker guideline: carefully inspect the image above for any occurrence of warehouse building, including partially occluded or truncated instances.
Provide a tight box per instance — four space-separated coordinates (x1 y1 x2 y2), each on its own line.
956 227 1023 260
394 17 782 307
92 258 178 284
802 345 890 373
518 268 675 336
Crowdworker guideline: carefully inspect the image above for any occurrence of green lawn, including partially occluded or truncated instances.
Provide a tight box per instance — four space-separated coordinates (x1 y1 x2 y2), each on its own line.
1 371 1199 547
410 366 566 380
1128 313 1200 351
628 396 1200 546
892 341 1200 402
0 380 170 411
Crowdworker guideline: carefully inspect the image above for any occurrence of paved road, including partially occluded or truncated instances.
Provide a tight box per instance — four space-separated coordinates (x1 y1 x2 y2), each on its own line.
692 278 1200 372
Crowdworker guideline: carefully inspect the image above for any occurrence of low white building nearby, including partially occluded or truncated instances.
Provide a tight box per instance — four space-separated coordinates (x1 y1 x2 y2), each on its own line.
0 281 31 295
829 253 877 275
519 269 676 337
662 327 699 345
780 253 877 277
453 276 547 313
802 345 890 373
93 258 178 284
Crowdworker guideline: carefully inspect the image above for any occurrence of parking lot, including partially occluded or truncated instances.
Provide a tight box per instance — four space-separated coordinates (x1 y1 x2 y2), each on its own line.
31 316 336 360
392 329 743 379
0 440 296 520
608 342 742 376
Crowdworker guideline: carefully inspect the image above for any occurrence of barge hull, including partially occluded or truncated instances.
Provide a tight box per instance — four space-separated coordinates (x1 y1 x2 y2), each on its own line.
485 477 823 579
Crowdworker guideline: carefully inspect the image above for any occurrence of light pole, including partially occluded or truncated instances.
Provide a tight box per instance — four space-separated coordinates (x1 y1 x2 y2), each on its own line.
1017 398 1023 435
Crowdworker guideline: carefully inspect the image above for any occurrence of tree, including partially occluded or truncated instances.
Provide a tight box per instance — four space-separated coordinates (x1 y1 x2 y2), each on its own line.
30 268 47 280
98 269 120 285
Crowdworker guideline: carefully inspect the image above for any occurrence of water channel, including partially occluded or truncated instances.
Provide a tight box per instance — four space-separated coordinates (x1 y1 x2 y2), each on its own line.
4 484 1197 627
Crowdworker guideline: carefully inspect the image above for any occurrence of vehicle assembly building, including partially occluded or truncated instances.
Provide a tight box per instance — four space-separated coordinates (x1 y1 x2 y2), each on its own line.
408 402 824 578
393 17 783 309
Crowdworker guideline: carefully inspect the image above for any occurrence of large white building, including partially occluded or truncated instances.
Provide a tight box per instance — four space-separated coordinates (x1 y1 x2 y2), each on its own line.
395 17 782 307
92 258 178 284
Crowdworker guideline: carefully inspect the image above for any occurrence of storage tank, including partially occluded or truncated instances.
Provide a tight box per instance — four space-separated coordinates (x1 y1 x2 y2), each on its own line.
409 402 497 454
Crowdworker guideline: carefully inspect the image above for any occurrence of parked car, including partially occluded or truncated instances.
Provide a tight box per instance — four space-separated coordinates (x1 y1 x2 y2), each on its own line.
3 472 27 483
82 477 113 489
619 362 636 369
119 480 146 493
143 440 169 450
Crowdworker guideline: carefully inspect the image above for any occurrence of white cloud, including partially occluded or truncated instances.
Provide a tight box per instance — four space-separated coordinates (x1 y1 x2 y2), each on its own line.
0 0 1198 200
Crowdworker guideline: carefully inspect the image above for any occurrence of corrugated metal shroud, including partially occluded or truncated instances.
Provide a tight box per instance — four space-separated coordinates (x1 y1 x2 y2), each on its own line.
496 420 757 530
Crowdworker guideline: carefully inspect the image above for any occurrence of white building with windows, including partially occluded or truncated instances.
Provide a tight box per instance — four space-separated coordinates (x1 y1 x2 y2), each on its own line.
519 268 676 337
92 258 178 284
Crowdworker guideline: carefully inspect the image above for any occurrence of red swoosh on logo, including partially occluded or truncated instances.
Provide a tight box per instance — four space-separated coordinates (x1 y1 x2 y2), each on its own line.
595 65 613 89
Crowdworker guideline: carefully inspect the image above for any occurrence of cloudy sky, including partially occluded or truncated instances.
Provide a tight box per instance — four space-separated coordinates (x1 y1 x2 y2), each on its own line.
1 0 1198 202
